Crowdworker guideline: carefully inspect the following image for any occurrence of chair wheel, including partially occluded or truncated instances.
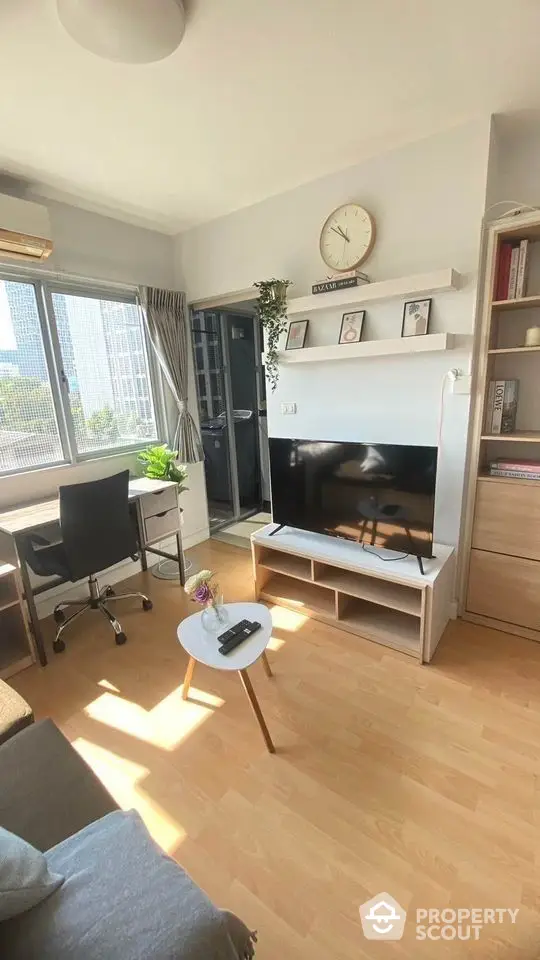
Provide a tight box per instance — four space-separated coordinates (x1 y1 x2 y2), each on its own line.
142 598 153 611
115 632 127 646
53 639 66 654
104 586 115 598
53 609 65 624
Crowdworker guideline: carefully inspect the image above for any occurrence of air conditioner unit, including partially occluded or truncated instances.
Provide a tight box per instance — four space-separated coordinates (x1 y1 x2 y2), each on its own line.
0 194 53 262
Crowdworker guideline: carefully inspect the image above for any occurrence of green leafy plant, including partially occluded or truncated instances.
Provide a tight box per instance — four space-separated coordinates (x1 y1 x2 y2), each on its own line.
137 444 188 492
254 278 291 391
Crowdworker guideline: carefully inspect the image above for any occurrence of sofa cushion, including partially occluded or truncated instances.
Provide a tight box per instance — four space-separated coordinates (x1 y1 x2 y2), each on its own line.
0 719 117 852
0 827 63 922
0 680 33 746
0 810 254 960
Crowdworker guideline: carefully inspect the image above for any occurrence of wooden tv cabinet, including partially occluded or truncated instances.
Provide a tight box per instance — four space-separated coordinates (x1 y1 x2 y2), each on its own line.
251 525 455 662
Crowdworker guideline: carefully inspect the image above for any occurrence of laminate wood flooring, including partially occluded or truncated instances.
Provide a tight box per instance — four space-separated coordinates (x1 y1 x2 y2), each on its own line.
11 539 540 958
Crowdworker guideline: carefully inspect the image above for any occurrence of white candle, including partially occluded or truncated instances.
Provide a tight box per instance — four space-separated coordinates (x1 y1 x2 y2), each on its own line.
525 326 540 347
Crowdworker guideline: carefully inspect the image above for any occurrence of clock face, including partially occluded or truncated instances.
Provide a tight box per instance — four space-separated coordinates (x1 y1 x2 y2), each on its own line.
319 203 375 272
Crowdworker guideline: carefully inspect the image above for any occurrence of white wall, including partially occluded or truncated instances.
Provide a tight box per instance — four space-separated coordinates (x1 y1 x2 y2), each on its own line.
176 119 493 556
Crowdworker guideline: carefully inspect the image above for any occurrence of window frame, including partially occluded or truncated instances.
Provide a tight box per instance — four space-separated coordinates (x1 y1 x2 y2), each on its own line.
0 269 166 478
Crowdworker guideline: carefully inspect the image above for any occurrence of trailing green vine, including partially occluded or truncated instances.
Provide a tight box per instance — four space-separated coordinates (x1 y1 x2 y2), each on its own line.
254 278 291 391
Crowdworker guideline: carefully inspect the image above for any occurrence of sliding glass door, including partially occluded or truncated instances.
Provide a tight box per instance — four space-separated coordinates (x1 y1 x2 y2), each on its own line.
191 309 263 531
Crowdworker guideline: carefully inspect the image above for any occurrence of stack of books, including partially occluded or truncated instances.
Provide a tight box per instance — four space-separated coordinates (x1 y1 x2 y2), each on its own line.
312 270 370 295
485 379 519 434
489 459 540 480
495 239 529 300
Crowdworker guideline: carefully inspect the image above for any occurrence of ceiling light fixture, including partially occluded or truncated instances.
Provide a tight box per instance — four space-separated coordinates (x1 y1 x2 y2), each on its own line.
57 0 186 64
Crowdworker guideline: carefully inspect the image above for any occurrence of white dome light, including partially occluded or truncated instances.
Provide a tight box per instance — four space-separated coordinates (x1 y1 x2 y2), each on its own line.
57 0 186 64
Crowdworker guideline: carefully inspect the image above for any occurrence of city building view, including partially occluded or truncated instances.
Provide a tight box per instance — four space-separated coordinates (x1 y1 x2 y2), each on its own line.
0 280 158 473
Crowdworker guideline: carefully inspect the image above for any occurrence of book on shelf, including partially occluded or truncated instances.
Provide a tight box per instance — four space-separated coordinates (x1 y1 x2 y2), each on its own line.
490 458 540 473
485 379 519 434
490 468 540 481
516 239 529 298
495 239 529 300
312 275 370 295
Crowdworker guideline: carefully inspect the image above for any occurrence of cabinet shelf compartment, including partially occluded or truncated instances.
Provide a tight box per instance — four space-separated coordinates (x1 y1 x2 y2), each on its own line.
337 596 421 656
314 565 421 617
260 573 335 619
258 550 312 581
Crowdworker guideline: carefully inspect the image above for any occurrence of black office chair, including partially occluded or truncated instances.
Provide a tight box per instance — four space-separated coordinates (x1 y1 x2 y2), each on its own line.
22 471 152 654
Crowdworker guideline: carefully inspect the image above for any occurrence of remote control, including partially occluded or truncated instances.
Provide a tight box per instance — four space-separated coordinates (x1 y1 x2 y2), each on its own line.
219 621 262 655
217 620 251 645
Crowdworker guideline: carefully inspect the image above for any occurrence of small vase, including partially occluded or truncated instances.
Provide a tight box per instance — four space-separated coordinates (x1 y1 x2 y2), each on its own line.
201 600 229 634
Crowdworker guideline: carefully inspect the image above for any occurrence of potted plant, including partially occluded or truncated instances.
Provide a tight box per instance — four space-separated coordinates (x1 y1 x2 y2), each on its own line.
254 278 291 391
137 444 188 491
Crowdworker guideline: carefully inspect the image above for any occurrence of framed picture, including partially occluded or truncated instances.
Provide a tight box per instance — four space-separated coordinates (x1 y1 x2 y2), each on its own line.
401 298 431 337
339 310 365 344
286 319 309 350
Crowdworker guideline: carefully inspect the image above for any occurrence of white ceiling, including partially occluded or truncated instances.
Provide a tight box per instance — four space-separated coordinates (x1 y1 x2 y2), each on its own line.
2 0 540 234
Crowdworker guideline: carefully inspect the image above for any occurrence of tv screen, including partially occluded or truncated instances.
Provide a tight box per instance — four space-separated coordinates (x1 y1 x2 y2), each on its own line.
269 439 437 559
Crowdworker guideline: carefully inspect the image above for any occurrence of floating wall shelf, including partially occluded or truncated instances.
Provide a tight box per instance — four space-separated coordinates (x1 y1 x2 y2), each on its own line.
267 332 454 366
286 268 461 316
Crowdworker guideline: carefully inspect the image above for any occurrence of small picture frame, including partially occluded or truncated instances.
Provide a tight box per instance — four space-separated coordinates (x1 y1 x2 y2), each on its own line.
339 310 365 344
286 319 309 350
401 298 431 337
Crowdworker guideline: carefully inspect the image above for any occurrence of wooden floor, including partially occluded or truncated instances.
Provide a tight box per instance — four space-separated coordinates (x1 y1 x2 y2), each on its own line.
11 539 540 958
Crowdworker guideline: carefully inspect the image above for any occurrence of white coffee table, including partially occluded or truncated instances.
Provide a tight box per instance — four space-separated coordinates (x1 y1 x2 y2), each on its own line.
177 601 275 753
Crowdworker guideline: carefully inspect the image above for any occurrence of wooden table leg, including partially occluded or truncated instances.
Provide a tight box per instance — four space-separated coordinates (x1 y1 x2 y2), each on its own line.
239 669 275 754
182 656 196 700
261 650 273 678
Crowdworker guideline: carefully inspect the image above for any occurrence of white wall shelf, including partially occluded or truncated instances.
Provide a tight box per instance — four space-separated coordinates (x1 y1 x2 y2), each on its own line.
286 268 461 316
269 332 454 366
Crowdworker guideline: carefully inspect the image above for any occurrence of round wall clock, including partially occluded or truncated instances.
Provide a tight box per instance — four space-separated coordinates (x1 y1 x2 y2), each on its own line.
319 203 375 272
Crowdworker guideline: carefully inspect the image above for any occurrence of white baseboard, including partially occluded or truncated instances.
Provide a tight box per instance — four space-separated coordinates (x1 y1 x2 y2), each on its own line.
35 527 210 620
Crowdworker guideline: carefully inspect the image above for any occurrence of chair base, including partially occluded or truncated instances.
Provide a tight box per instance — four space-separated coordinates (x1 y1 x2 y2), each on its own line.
52 575 152 653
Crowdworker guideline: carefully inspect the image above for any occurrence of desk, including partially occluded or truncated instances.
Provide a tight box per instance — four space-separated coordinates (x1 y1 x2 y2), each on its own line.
0 478 185 668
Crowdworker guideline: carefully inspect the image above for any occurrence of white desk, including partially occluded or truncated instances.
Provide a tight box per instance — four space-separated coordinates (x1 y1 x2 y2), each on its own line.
0 478 185 667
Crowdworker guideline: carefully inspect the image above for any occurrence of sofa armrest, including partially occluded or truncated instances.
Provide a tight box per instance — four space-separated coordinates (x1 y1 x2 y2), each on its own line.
0 719 117 851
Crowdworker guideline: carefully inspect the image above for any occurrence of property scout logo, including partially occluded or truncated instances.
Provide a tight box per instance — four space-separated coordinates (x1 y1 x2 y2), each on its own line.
359 893 519 942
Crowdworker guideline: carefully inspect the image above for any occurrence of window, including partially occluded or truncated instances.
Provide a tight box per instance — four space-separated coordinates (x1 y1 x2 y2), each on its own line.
0 276 160 476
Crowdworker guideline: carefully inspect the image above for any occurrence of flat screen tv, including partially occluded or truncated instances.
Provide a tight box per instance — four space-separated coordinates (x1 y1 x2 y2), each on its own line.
269 438 437 561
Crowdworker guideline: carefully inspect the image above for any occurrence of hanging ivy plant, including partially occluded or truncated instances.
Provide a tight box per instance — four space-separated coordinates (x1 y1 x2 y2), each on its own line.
254 278 291 391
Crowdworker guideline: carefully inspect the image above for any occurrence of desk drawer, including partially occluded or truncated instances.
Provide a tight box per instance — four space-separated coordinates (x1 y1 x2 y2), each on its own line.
140 486 178 520
143 507 180 544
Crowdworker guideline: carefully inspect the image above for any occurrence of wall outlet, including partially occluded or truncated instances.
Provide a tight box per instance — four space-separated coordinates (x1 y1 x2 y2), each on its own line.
280 402 297 415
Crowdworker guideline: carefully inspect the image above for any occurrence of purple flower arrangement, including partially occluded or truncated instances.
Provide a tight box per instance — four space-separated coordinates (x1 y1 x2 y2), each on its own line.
184 570 218 609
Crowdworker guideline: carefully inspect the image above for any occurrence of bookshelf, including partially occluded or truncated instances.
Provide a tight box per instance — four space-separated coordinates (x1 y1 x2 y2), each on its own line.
461 209 540 642
0 562 35 678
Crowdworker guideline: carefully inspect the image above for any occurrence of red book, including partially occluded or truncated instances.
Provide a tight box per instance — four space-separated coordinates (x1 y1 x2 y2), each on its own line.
491 459 540 472
496 242 513 301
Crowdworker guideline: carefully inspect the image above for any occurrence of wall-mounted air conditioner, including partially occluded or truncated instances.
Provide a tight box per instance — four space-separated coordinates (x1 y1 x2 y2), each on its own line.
0 194 53 262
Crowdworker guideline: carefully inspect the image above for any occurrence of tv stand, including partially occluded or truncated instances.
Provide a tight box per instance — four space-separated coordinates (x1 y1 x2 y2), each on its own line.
251 525 454 662
268 523 285 537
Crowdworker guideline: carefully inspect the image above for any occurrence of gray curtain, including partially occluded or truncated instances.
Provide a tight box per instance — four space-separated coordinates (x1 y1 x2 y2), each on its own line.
139 286 203 463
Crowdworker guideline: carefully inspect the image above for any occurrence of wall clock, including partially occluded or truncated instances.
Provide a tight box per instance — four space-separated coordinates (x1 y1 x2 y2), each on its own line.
319 203 375 272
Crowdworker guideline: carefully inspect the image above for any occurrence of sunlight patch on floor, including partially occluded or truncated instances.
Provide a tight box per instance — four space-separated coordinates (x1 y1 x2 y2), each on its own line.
84 686 223 751
270 604 309 631
73 737 185 853
97 678 120 692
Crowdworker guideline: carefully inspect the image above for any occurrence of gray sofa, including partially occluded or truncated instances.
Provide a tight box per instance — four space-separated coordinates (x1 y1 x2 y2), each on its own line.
0 715 256 959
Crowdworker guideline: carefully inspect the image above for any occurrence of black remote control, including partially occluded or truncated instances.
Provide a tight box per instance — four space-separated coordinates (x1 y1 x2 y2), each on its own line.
217 620 251 645
219 621 262 655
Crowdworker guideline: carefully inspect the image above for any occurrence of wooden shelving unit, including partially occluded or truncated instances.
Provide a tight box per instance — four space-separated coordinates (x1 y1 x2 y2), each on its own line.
461 210 540 641
0 562 35 678
251 525 454 663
